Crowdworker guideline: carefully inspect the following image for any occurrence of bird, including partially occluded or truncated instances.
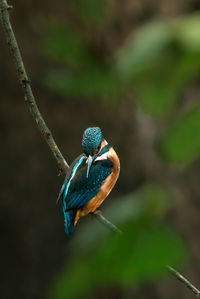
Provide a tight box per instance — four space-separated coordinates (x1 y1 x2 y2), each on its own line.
57 127 120 235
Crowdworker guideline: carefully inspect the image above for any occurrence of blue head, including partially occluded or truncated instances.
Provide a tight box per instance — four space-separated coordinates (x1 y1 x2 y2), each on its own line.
82 127 103 177
82 127 103 157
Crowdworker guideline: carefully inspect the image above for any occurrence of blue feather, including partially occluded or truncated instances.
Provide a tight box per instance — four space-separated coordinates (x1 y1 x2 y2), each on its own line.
64 209 76 235
82 127 103 156
63 155 85 202
57 129 115 236
66 160 112 209
57 154 86 204
60 155 86 235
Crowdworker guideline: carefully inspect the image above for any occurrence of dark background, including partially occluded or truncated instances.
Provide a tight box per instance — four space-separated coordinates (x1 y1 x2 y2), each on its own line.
1 0 200 298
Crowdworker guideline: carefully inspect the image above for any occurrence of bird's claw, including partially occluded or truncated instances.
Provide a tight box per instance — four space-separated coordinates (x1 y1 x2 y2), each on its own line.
91 210 102 215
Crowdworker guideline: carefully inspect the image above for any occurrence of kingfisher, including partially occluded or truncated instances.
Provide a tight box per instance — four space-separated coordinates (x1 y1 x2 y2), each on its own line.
57 127 120 235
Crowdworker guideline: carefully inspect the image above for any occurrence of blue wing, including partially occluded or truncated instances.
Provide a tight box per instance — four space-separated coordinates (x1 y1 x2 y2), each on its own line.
58 154 112 235
64 159 112 210
64 209 77 235
57 154 86 204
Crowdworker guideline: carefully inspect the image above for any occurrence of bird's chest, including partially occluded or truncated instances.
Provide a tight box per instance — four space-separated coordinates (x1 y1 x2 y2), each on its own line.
77 159 119 217
82 161 112 194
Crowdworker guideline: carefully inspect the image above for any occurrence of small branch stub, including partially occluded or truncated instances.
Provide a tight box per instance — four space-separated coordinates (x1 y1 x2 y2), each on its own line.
167 266 200 298
0 1 12 12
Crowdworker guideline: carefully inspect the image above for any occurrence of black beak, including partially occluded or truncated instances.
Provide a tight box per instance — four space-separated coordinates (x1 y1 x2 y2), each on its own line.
86 155 94 178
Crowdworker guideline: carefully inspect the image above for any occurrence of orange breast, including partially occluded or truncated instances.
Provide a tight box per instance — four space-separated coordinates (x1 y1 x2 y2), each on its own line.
75 147 120 225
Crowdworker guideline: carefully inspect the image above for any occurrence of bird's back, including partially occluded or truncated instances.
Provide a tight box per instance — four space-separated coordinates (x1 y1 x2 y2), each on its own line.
58 127 120 235
59 153 114 234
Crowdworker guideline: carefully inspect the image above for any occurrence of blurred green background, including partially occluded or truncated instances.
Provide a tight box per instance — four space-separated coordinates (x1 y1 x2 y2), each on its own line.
1 0 200 298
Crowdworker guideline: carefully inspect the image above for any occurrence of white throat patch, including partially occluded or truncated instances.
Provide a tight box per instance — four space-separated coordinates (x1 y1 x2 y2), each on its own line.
95 152 108 162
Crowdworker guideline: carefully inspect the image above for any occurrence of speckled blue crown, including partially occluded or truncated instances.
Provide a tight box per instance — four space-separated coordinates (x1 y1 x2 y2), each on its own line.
82 127 103 156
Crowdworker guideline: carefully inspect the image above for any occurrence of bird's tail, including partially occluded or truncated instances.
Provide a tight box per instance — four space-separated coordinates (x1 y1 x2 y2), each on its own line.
64 209 77 235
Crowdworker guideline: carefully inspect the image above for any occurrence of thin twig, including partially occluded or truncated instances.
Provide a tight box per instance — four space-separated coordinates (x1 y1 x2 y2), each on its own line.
0 0 68 174
167 266 200 297
1 2 200 297
94 213 122 234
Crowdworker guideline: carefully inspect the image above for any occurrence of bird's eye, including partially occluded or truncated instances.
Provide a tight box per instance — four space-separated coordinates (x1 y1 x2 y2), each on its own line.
94 145 101 155
93 149 98 155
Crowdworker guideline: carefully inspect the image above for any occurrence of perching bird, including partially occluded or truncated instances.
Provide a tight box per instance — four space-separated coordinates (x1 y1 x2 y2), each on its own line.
57 127 120 235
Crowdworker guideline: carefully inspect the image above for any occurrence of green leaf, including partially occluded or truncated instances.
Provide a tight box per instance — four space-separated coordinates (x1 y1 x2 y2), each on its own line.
49 260 95 299
41 20 94 68
175 14 200 51
68 183 173 258
116 20 172 79
49 222 186 299
116 16 200 117
74 0 107 24
49 182 185 299
159 104 200 166
43 68 123 98
137 51 200 117
95 223 186 285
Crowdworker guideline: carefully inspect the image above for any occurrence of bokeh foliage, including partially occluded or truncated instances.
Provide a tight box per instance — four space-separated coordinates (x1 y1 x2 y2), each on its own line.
42 12 200 168
40 4 200 298
49 224 185 299
48 184 186 298
2 1 200 299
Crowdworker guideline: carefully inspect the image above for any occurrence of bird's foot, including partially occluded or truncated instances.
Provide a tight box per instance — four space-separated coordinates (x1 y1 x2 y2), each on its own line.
58 168 63 176
91 209 102 215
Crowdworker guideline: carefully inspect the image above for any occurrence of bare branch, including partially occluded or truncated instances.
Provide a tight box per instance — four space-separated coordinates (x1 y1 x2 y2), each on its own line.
94 213 122 234
167 266 200 297
0 0 68 173
1 1 200 297
0 0 121 236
